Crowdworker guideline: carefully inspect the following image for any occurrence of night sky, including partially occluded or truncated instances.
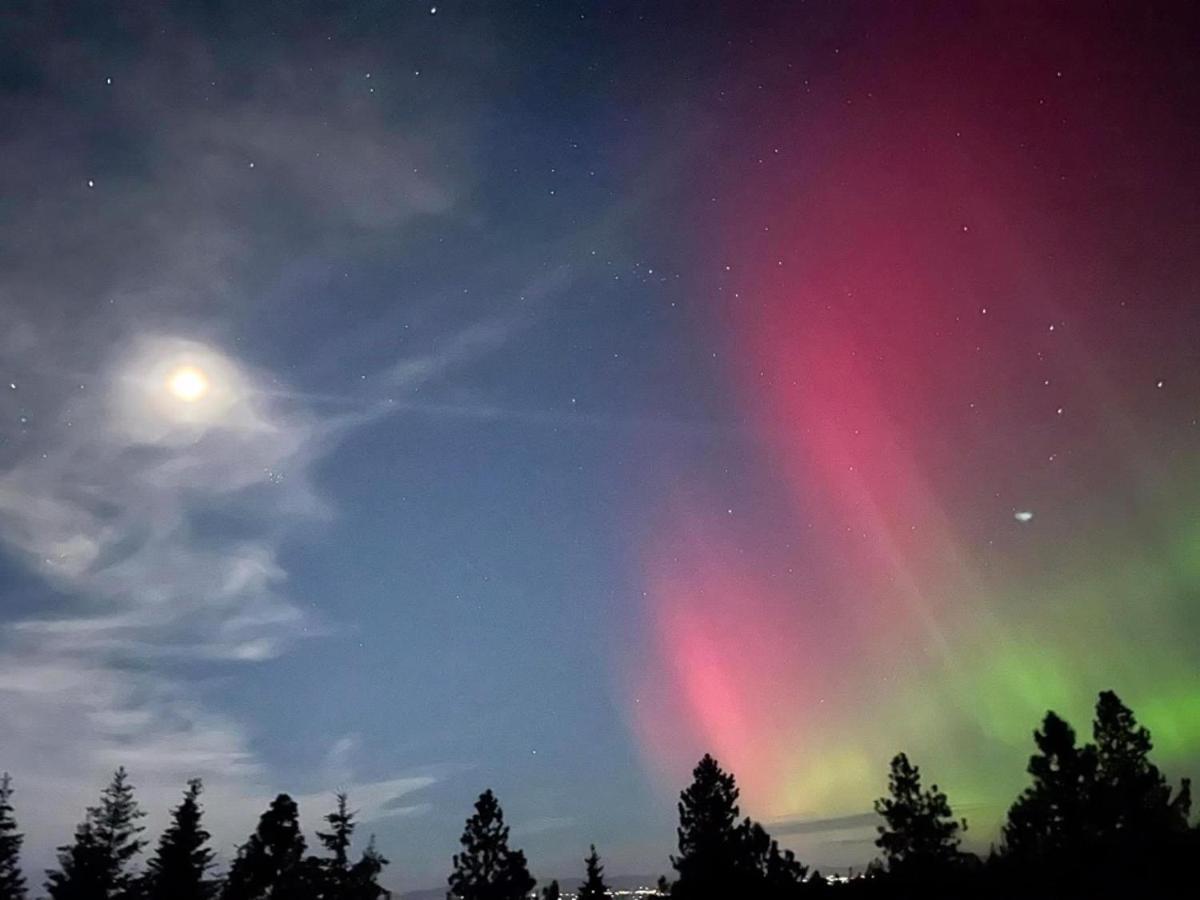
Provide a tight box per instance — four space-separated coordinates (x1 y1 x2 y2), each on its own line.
2 1 1199 891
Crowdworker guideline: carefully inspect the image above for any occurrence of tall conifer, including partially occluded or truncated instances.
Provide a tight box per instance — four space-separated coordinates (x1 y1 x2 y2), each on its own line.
448 790 535 900
0 774 26 900
143 779 216 900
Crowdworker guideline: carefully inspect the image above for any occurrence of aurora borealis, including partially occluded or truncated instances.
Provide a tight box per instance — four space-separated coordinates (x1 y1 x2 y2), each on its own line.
1 1 1198 890
626 0 1200 865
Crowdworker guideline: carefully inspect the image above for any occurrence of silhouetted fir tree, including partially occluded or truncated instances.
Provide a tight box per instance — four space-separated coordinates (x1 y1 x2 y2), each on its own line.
670 755 744 899
46 821 103 900
318 793 355 873
1091 690 1190 838
46 767 146 900
312 792 352 898
344 836 388 900
577 845 610 900
873 753 964 875
447 790 535 900
222 794 310 900
540 879 560 900
0 774 26 900
1002 711 1097 860
312 794 389 900
671 755 808 898
143 779 216 900
994 693 1198 897
741 821 807 898
1085 690 1194 892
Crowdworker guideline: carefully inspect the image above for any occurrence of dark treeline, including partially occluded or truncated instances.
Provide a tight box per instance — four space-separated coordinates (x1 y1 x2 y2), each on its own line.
0 690 1195 900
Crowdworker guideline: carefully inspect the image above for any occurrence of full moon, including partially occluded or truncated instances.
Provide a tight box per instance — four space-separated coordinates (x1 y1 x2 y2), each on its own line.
114 338 250 443
166 365 209 402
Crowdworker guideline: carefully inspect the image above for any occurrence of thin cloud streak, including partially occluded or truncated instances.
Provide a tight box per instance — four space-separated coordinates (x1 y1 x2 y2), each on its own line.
0 17 547 875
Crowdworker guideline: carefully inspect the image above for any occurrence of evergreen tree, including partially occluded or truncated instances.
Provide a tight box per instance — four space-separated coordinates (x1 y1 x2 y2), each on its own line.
670 755 744 899
46 767 147 900
577 846 609 900
222 794 310 900
447 790 535 900
0 774 26 900
46 821 104 900
313 794 388 900
998 694 1196 896
1091 690 1190 838
318 793 355 873
1002 712 1097 859
740 821 807 898
344 836 388 900
143 779 216 900
873 752 964 873
670 755 805 898
540 880 560 900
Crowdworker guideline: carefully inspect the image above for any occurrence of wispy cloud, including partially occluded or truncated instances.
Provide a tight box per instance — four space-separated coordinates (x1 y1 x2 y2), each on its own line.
768 811 879 837
0 11 542 874
512 816 577 838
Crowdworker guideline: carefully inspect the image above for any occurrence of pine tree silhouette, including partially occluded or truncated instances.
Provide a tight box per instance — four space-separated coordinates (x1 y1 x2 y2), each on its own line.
313 794 389 900
740 820 807 898
577 845 610 900
222 794 311 900
143 779 216 900
1092 690 1190 838
447 790 536 900
540 879 560 900
46 767 146 900
873 752 964 874
344 836 389 900
997 693 1197 896
670 755 801 899
670 755 743 899
1003 711 1097 859
45 821 103 900
318 793 355 874
0 774 26 900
